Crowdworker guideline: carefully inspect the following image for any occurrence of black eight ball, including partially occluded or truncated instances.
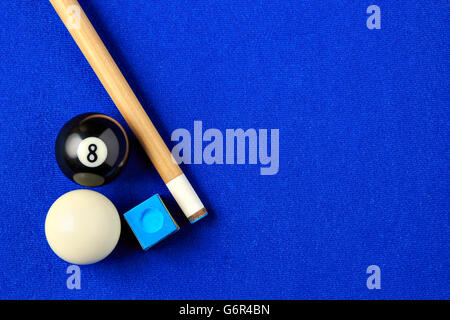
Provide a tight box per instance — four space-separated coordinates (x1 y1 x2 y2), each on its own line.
55 113 129 187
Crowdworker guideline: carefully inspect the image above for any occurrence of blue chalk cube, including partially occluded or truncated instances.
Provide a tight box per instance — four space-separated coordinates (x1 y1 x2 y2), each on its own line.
124 194 180 250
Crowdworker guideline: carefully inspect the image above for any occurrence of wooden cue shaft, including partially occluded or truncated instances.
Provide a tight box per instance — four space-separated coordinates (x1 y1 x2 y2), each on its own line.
49 0 207 223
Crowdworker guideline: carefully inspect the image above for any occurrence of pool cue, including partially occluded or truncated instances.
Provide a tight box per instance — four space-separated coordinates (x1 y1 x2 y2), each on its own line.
49 0 207 223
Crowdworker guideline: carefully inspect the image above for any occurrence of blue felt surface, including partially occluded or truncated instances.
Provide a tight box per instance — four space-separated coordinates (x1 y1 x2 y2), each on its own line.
0 1 448 299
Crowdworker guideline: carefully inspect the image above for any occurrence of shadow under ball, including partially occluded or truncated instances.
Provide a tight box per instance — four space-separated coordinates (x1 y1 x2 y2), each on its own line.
56 113 129 187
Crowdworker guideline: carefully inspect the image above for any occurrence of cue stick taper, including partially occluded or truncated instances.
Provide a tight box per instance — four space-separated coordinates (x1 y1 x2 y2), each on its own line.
49 0 207 223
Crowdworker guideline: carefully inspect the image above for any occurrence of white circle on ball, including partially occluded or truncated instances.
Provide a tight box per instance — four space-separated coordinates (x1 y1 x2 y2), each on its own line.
45 190 121 265
77 137 108 168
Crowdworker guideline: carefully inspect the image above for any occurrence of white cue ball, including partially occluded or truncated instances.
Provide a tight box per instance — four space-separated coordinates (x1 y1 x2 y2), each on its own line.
45 189 121 265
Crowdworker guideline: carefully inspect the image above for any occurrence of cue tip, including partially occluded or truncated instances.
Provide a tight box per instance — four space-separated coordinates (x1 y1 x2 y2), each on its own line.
188 208 208 224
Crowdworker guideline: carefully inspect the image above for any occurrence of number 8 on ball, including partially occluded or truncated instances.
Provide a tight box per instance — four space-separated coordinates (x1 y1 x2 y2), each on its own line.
77 137 108 168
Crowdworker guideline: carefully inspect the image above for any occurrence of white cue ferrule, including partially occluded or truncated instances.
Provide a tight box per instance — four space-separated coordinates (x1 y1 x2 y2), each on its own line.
166 174 206 223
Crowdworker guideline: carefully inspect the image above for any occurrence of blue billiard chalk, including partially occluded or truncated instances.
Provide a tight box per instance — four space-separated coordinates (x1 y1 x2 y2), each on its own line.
124 194 180 250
